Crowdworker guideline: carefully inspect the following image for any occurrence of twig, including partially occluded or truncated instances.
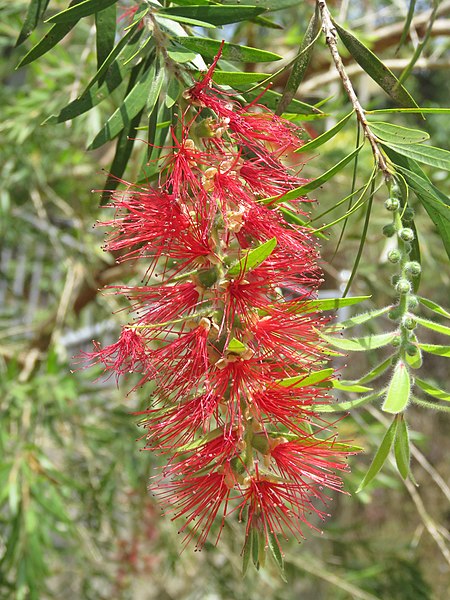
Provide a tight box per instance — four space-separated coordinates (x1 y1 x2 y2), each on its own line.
317 0 391 180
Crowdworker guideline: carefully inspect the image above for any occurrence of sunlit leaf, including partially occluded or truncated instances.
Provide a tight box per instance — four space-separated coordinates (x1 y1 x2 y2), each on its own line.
419 343 450 357
277 369 334 388
295 111 354 153
418 296 450 319
47 0 117 23
369 122 429 144
16 0 50 47
174 37 282 62
356 417 398 492
394 416 410 479
159 5 266 26
382 142 450 171
227 238 277 277
415 378 450 402
321 331 396 352
382 361 411 414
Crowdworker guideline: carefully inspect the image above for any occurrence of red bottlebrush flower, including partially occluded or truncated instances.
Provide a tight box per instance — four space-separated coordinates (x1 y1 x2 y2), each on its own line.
85 48 357 558
84 327 148 380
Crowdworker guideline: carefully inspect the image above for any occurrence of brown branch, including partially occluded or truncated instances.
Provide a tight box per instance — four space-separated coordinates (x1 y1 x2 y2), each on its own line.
317 0 391 180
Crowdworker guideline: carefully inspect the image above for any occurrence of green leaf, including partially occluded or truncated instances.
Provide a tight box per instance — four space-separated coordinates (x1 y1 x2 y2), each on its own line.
167 45 198 64
321 331 396 352
46 0 117 23
17 17 79 67
394 416 410 479
405 345 422 369
333 20 417 108
382 142 450 171
16 0 50 47
235 85 322 116
369 122 429 144
328 306 391 331
220 0 302 9
397 0 416 51
396 167 450 259
411 396 450 413
211 71 268 86
418 296 450 320
95 3 116 71
419 343 450 357
155 13 216 29
89 61 161 149
176 428 223 453
355 356 394 385
415 378 450 402
356 418 398 492
276 5 320 115
295 111 354 153
278 207 328 239
366 107 450 115
165 76 181 108
174 37 282 62
227 338 247 354
332 381 372 393
277 369 334 388
299 296 371 312
382 361 411 414
228 238 277 277
268 533 286 582
159 5 266 26
242 535 252 576
262 144 363 203
414 316 450 337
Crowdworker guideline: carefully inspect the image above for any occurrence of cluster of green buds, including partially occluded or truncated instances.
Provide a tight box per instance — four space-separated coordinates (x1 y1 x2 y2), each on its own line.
381 179 422 413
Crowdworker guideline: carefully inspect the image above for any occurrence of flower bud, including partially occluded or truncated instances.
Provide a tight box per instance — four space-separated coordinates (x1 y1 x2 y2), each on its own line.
391 274 400 286
384 197 400 212
392 336 402 347
405 261 421 276
388 306 402 321
390 181 402 199
387 249 401 264
383 224 396 238
408 296 419 311
403 207 415 222
406 343 419 357
399 228 414 242
403 316 416 330
396 279 411 295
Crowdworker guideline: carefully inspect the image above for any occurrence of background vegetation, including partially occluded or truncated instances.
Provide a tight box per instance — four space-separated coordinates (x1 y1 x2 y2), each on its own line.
1 1 449 598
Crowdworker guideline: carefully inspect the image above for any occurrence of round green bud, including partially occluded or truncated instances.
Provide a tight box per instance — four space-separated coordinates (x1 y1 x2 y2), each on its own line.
391 181 402 199
406 343 419 357
384 197 400 212
391 274 400 286
388 249 402 264
408 296 419 311
403 207 415 222
392 336 402 348
405 261 421 276
383 224 396 238
399 227 414 242
396 279 412 294
388 306 402 321
403 317 417 330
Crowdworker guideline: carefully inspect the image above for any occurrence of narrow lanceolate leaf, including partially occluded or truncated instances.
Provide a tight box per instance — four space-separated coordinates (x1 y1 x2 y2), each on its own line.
211 71 268 86
315 392 383 413
397 0 417 51
366 107 450 115
242 535 252 576
394 416 410 479
278 208 328 240
382 142 450 171
382 361 411 414
235 85 321 116
299 295 371 313
277 369 334 388
328 306 391 331
295 111 354 154
228 238 277 277
17 8 81 68
276 4 320 116
418 297 450 320
321 331 396 352
332 381 372 393
16 0 50 47
220 0 302 9
356 418 398 492
159 5 266 26
419 344 450 357
411 396 450 413
263 144 363 203
174 37 282 62
333 20 417 108
396 167 450 259
369 122 429 144
95 3 116 71
268 533 286 582
355 356 394 385
405 345 423 369
89 61 159 150
46 0 117 23
415 378 450 402
415 316 450 337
